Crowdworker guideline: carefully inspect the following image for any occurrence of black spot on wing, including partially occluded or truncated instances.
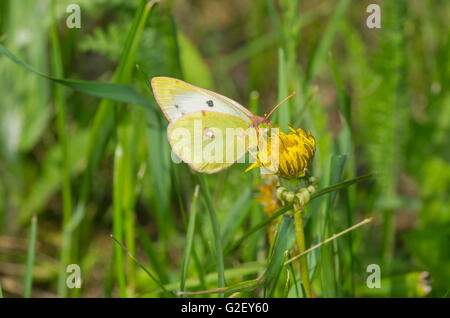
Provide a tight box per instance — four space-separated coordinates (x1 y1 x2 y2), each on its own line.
206 100 214 107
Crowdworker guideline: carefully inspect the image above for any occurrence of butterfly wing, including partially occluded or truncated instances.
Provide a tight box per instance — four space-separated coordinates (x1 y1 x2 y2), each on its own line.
152 77 259 173
167 111 258 173
151 77 255 124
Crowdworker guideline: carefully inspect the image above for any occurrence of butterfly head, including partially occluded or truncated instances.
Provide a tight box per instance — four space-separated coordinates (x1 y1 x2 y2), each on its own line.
252 115 271 128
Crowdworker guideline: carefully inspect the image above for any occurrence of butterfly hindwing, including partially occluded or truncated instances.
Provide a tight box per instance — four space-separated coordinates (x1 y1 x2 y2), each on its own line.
167 111 256 173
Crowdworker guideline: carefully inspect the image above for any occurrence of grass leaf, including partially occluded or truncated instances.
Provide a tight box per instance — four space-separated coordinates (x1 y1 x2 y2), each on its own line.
24 215 37 298
0 44 155 111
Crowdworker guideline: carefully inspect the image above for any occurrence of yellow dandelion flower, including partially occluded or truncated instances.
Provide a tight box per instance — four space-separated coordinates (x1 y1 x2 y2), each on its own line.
247 126 316 179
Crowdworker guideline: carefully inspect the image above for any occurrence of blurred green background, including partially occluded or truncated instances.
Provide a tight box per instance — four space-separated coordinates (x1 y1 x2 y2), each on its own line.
0 0 448 298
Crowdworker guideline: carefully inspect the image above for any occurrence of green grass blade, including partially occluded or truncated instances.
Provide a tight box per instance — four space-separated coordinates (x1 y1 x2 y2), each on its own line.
143 262 264 297
24 215 37 298
343 187 355 296
306 0 350 83
197 174 225 297
329 50 357 296
220 187 253 248
244 201 264 263
177 31 213 89
146 111 172 259
316 155 346 297
178 277 261 296
113 143 127 297
221 33 278 71
268 251 288 297
180 185 200 293
277 48 290 129
18 130 89 225
0 44 154 110
112 0 156 298
328 51 351 126
288 262 300 298
50 0 73 298
265 0 285 48
137 228 169 284
70 103 114 233
225 205 292 255
103 256 115 298
311 172 373 199
111 235 173 297
171 166 206 289
263 214 296 285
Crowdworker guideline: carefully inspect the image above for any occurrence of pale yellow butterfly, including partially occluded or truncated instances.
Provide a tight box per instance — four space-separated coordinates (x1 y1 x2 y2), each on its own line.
151 77 293 173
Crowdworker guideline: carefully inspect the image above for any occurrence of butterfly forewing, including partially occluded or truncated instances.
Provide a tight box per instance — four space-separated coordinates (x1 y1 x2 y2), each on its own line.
151 77 254 125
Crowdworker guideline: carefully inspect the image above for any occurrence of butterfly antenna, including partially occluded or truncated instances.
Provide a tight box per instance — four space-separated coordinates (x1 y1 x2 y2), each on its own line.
264 91 296 121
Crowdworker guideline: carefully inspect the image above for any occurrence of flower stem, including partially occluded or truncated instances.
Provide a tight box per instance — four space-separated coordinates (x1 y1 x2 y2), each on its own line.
294 206 311 298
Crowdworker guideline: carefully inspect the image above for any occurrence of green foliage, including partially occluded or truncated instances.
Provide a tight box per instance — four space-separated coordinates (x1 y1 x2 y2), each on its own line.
0 0 447 298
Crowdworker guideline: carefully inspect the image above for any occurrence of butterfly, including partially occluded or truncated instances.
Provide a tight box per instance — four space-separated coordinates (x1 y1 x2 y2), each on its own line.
151 77 293 174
